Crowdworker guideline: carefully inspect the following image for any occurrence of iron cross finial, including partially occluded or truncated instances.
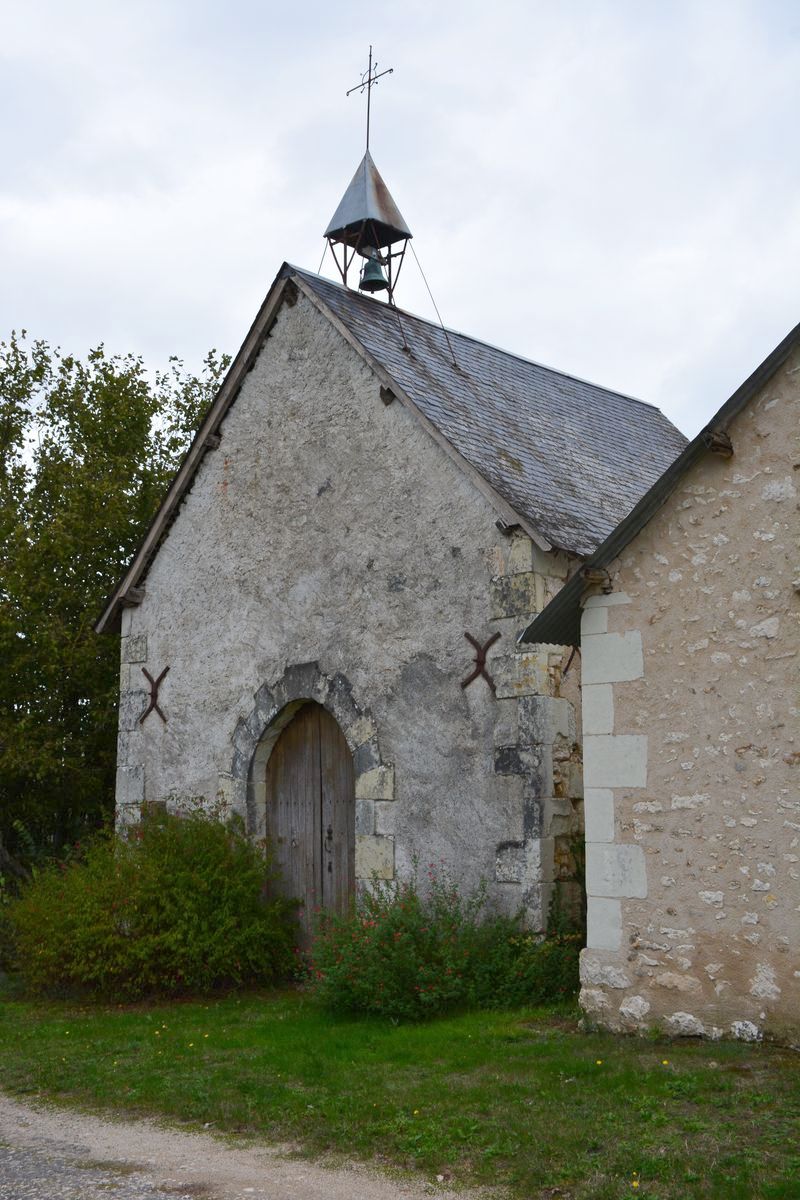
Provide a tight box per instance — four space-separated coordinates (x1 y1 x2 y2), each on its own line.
346 45 394 152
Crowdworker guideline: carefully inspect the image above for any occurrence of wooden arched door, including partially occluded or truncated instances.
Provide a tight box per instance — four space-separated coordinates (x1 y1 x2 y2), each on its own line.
265 702 355 938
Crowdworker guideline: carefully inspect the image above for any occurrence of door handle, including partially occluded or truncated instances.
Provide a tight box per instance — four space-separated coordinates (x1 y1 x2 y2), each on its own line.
324 825 333 853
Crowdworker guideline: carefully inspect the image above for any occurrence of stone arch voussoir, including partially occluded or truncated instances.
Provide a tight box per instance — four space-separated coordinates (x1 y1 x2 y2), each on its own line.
222 663 395 881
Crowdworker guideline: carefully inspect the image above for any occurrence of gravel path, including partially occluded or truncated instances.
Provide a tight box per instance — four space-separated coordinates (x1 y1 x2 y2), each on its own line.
0 1093 466 1200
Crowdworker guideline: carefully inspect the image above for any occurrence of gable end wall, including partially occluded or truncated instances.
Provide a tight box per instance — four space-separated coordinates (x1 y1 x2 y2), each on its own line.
115 291 582 926
579 346 800 1040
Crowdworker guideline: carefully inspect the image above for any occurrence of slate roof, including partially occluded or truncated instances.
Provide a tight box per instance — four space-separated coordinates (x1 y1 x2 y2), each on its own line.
519 317 800 647
294 267 688 558
96 264 688 632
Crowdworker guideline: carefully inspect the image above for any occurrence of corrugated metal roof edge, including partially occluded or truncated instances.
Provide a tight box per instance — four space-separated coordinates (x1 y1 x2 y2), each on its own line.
518 318 800 649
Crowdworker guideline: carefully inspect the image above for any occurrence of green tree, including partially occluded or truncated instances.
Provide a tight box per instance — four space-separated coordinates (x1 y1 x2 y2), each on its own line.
0 332 228 870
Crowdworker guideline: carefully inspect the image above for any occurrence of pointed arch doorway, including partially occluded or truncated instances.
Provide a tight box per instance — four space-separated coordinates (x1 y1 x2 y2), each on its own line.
265 701 355 940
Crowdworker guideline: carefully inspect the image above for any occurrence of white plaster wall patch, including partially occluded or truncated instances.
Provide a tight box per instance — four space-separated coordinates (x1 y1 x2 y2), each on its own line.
584 788 615 842
374 800 397 836
586 896 622 950
582 592 632 608
584 734 648 789
115 765 144 806
582 684 614 735
355 764 395 801
586 842 648 899
580 606 608 635
355 834 395 880
582 631 645 685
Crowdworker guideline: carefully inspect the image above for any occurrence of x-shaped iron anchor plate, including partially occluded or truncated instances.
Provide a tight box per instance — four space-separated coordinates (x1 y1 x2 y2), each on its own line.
140 666 169 724
461 631 500 694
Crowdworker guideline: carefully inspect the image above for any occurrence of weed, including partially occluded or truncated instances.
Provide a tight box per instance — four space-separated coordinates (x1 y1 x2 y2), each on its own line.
310 863 580 1019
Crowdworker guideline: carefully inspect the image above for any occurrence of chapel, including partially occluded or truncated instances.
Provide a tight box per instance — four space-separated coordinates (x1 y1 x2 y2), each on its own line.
97 149 686 938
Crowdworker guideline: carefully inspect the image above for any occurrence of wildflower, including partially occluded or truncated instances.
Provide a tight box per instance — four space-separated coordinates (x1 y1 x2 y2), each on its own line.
661 1059 669 1065
413 1109 420 1115
595 1059 603 1065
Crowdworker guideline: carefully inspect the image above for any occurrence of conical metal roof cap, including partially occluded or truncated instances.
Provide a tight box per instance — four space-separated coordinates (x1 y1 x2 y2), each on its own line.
325 150 412 251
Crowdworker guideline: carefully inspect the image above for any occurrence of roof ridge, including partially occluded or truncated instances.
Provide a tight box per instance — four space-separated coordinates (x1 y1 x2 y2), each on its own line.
288 263 666 416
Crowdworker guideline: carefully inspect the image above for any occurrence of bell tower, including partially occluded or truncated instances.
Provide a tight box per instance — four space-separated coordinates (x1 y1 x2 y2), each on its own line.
324 48 412 304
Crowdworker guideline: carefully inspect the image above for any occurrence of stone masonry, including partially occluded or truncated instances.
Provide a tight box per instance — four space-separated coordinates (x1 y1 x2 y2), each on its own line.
115 290 581 928
579 346 800 1040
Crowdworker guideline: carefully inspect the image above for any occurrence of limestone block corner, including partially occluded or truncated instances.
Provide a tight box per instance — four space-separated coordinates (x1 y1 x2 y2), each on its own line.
355 763 395 801
355 834 395 880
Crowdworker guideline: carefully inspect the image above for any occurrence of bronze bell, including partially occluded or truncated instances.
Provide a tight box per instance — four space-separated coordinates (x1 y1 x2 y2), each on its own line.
359 255 389 293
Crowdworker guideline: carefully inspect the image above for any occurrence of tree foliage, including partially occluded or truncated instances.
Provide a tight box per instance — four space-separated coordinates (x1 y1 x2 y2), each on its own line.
0 332 229 865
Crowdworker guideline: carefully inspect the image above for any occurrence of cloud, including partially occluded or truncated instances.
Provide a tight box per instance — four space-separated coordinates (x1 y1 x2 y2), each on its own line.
1 0 798 436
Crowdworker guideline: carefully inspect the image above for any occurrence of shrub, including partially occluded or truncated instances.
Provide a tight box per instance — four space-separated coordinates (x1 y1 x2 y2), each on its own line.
7 805 297 999
310 865 580 1020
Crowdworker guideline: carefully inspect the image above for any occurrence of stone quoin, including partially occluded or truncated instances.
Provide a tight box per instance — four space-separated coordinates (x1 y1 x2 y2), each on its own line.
523 322 800 1040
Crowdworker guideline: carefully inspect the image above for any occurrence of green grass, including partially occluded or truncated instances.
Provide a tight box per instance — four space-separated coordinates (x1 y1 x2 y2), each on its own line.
0 984 798 1199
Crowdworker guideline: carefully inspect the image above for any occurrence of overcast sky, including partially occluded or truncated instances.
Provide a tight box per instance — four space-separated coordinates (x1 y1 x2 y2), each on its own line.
2 0 799 436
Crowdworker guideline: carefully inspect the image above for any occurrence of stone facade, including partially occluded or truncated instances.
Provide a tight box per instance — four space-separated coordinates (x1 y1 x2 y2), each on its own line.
116 290 582 925
579 347 800 1039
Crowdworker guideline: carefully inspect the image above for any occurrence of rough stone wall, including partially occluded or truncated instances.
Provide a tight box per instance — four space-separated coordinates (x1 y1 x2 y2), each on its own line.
488 535 583 925
580 347 800 1039
116 291 580 927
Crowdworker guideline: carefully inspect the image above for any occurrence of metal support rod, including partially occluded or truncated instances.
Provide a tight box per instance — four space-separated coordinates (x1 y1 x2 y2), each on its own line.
409 242 458 367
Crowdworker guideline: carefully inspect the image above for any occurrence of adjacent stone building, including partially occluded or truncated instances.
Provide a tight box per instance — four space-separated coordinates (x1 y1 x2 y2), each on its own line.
523 322 800 1039
96 261 684 936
